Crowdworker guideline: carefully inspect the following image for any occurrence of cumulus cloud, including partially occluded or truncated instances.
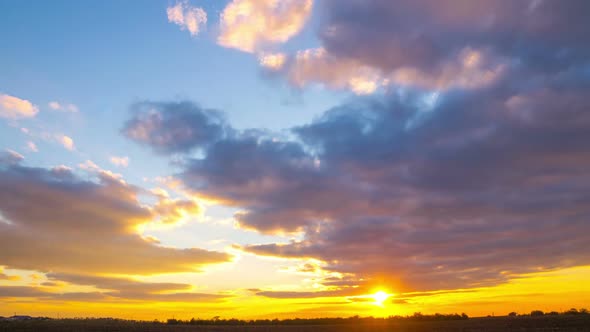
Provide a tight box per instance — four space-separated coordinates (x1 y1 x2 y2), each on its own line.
265 0 590 94
109 156 129 167
218 0 313 53
167 1 207 36
122 101 228 154
0 160 231 275
0 93 39 119
48 101 79 113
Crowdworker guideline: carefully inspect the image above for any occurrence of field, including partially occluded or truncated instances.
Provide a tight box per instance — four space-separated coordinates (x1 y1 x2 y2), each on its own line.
2 316 590 332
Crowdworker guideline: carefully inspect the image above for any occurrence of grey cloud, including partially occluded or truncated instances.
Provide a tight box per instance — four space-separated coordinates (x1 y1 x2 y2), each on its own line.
120 0 590 294
122 101 228 154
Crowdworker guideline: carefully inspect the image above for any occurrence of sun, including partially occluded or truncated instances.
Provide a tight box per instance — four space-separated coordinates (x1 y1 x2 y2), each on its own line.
372 291 390 305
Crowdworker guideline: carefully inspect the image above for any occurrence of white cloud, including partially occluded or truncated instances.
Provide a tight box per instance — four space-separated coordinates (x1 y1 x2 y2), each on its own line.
0 93 39 119
110 156 129 168
167 1 207 36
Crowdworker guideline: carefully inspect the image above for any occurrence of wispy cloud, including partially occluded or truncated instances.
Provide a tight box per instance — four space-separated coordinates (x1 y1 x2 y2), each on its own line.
109 156 129 167
48 101 79 113
26 141 38 152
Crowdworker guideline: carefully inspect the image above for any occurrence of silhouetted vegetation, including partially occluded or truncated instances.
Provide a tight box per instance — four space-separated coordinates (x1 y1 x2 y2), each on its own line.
506 308 589 318
163 312 469 326
1 309 589 332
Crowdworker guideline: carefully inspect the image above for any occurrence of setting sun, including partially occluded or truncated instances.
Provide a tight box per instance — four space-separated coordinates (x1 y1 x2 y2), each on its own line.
372 291 391 305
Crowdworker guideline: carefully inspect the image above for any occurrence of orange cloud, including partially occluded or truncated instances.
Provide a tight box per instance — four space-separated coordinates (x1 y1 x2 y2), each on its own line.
59 135 75 151
218 0 313 53
0 93 39 119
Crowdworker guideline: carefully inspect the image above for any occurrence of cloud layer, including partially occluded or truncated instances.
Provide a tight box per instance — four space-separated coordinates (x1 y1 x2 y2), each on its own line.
0 159 231 275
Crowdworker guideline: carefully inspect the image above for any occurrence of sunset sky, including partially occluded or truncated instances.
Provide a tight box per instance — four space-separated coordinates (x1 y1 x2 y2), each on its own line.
1 0 589 320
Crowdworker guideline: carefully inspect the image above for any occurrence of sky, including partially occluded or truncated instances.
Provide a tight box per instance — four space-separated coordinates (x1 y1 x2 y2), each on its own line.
0 0 589 320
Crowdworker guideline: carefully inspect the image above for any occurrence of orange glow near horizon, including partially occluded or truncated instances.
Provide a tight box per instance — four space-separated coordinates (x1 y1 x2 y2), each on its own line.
1 266 589 320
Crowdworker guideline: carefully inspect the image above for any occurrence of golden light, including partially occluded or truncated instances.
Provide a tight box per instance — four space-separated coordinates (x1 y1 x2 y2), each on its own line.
372 291 391 305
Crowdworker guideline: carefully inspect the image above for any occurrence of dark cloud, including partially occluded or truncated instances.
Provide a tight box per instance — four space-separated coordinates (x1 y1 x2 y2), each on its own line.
0 161 231 275
244 78 590 290
268 0 590 93
0 149 24 165
122 101 229 154
137 69 590 292
319 0 590 72
256 288 362 299
0 281 227 303
44 273 228 302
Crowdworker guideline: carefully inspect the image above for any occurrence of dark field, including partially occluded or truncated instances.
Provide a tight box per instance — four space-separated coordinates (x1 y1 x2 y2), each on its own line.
2 316 590 332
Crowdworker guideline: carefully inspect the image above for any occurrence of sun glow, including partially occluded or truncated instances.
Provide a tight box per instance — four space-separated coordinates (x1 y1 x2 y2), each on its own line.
372 291 391 305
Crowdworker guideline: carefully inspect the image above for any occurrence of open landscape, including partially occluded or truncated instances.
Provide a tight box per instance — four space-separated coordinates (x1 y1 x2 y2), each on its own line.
2 312 590 332
2 316 590 332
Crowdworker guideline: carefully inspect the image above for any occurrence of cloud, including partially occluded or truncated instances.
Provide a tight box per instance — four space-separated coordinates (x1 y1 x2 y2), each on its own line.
278 47 506 94
0 150 24 165
0 268 20 281
218 0 313 53
0 161 231 275
167 1 207 36
259 52 287 71
256 288 362 299
48 101 79 113
40 273 228 302
120 0 590 294
26 141 38 153
0 282 227 302
109 156 129 167
122 101 228 154
59 135 75 151
0 93 39 119
265 0 590 94
125 66 590 291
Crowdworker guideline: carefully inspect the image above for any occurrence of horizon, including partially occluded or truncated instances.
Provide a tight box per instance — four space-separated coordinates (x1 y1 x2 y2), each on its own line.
1 0 589 321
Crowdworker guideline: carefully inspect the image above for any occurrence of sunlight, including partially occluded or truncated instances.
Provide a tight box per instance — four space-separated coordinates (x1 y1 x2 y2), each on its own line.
372 291 391 305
